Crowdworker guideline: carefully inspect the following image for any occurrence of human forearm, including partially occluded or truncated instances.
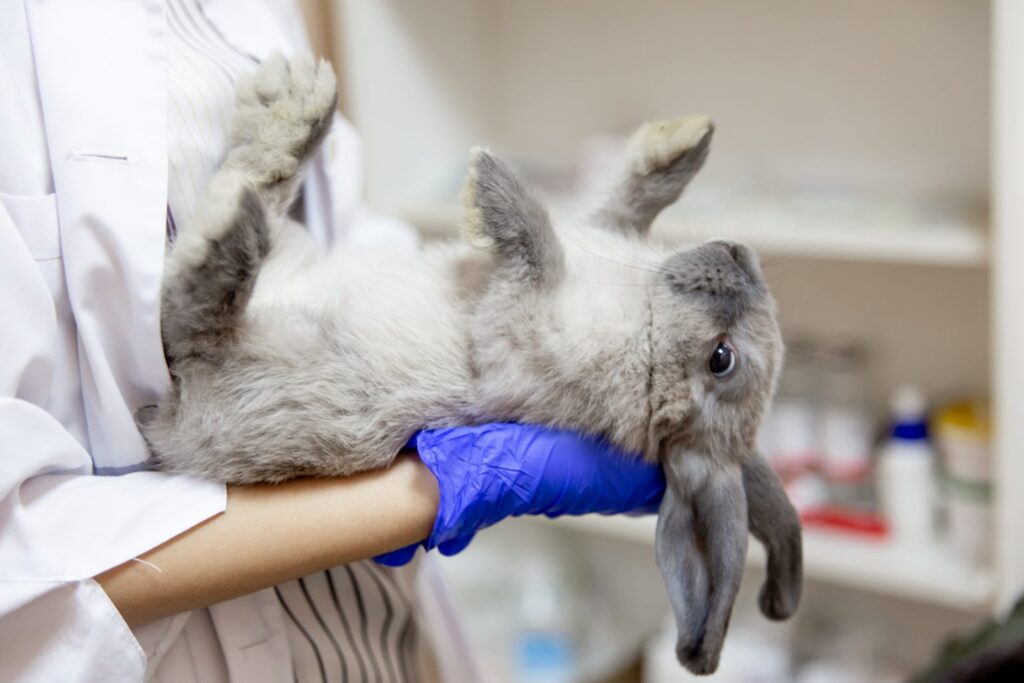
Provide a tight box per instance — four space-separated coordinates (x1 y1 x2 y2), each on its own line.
96 453 438 628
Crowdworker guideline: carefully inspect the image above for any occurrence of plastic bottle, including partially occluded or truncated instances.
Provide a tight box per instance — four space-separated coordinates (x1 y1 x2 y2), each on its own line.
876 385 936 544
935 402 993 565
515 559 575 683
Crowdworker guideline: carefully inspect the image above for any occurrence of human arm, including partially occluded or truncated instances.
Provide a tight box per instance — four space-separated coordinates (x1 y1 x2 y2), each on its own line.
99 424 666 625
96 420 665 627
378 424 666 565
96 453 438 628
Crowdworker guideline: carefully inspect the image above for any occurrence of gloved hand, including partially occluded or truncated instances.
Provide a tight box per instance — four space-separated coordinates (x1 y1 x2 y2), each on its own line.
375 424 665 566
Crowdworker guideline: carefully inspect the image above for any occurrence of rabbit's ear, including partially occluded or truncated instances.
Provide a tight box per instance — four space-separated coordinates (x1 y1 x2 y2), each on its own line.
461 148 564 288
742 453 803 620
656 450 747 675
590 116 713 236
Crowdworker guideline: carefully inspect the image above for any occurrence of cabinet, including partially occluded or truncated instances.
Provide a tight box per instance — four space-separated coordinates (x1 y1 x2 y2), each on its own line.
331 0 1023 675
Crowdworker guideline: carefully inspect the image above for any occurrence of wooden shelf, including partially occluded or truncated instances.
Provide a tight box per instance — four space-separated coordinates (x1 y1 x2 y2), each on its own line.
401 200 988 268
544 514 995 612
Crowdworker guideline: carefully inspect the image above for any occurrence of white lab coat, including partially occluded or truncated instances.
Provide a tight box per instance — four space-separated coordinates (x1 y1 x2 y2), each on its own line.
0 1 443 681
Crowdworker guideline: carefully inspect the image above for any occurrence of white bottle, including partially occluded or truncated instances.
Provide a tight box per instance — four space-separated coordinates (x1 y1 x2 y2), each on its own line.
515 560 575 683
877 385 936 545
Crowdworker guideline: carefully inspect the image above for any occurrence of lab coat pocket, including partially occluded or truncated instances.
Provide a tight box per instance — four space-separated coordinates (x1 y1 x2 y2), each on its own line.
0 192 65 299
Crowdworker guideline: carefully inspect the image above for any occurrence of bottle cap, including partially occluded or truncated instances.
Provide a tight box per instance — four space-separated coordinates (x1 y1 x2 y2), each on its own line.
890 384 928 441
891 384 926 420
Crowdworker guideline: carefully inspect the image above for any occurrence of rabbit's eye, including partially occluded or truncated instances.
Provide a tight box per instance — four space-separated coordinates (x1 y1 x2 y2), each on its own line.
708 342 737 378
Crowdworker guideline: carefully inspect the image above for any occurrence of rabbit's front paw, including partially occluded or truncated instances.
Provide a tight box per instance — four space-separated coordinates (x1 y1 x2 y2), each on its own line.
229 53 337 187
628 115 713 176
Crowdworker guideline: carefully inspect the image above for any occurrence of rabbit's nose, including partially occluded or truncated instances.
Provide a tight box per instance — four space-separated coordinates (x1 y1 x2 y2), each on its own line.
707 240 746 265
708 240 759 280
708 240 740 260
662 240 765 303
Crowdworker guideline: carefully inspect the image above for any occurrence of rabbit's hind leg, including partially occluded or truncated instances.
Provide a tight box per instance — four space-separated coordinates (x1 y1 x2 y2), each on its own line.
590 115 714 236
162 170 269 364
226 53 338 216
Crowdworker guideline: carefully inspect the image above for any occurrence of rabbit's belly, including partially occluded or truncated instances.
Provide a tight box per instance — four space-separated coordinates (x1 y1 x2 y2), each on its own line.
239 260 478 426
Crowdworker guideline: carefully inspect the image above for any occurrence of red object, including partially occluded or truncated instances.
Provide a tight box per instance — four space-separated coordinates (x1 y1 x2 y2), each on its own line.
800 506 889 538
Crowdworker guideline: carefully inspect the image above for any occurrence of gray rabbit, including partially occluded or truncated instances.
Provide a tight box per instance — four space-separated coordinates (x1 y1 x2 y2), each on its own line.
143 54 802 675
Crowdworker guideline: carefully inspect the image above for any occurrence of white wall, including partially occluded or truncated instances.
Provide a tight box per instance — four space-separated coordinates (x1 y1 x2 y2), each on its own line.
333 0 993 423
337 0 990 211
487 0 990 205
333 0 490 208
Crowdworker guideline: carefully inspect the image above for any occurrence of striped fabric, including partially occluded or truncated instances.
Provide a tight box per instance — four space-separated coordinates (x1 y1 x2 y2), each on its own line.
166 0 254 240
165 3 421 680
275 566 419 683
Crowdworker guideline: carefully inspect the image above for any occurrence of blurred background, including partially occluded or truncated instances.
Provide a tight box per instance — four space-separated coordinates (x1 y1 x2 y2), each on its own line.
300 1 1024 680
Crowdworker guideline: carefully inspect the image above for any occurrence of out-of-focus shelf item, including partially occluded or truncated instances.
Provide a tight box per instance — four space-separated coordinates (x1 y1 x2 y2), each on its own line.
544 515 995 611
400 198 988 268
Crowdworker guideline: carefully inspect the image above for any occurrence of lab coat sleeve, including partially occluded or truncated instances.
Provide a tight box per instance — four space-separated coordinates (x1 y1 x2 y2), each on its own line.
0 203 227 681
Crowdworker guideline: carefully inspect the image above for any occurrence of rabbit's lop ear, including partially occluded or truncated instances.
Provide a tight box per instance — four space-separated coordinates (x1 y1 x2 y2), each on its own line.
742 453 803 620
590 116 713 236
461 148 564 288
656 450 747 675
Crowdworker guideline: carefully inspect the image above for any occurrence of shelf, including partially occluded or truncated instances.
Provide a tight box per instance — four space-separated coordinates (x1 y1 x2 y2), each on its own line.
543 514 996 612
653 199 988 268
654 220 987 269
400 199 988 268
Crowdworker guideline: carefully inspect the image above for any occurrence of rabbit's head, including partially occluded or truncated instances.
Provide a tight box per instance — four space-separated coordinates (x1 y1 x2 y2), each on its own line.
460 116 801 675
646 236 787 675
647 239 783 466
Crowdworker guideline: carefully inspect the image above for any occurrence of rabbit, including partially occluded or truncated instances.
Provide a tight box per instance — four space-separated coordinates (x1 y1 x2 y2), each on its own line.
142 54 802 675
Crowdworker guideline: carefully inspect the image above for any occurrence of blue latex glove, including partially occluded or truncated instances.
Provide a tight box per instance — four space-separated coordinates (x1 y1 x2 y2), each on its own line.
376 424 665 567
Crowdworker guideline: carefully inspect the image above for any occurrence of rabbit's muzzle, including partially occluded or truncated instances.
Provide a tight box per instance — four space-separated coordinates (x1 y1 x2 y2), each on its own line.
663 240 767 325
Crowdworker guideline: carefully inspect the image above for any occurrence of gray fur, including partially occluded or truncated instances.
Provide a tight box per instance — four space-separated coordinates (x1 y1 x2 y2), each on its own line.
463 149 564 289
656 476 710 661
693 468 748 674
145 55 801 675
655 455 751 675
161 186 268 365
224 53 338 213
591 116 713 235
663 240 767 327
742 453 803 620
